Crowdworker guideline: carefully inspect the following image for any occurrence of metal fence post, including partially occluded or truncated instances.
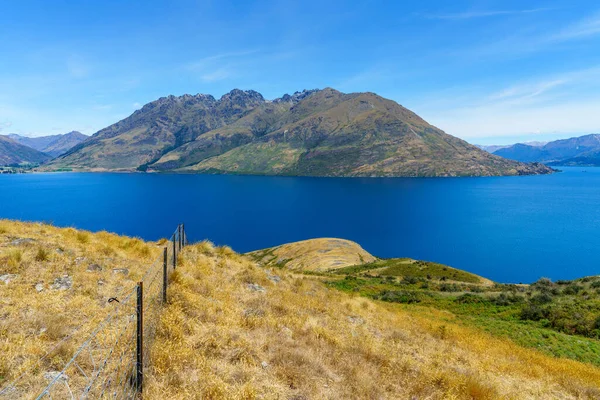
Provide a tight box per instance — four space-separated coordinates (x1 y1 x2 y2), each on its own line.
136 282 144 394
162 247 168 304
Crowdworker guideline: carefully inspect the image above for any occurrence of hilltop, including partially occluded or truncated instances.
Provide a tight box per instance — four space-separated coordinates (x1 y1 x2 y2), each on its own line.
2 221 600 398
45 88 554 177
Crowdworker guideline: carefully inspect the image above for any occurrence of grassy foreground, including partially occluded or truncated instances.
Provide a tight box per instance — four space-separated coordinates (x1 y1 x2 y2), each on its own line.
2 222 600 398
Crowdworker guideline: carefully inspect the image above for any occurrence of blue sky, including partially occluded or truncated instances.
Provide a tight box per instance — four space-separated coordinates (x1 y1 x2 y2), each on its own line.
1 0 600 144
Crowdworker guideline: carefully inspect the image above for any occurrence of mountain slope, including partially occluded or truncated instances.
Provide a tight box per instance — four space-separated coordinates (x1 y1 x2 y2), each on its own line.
41 131 88 157
7 131 88 158
493 134 600 165
46 88 554 177
0 136 52 165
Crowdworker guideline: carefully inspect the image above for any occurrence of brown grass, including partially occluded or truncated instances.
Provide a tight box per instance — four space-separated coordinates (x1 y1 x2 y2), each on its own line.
146 242 600 399
0 220 162 396
248 238 376 272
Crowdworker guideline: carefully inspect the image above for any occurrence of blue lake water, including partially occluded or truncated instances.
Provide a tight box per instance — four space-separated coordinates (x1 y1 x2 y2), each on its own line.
0 168 598 283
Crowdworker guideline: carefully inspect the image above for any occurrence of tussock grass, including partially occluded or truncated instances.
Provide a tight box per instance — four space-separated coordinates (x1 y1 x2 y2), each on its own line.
147 243 600 399
0 219 163 395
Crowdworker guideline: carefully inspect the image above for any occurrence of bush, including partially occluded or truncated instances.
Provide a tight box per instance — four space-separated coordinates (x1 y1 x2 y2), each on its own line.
490 292 524 306
380 291 421 304
590 281 600 289
562 285 582 295
521 304 548 321
456 293 485 304
401 276 418 285
531 292 553 304
439 283 461 292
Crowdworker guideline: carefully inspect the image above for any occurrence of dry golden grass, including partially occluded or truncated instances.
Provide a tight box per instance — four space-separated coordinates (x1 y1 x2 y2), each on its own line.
147 242 600 399
0 220 162 396
3 221 600 399
248 238 376 272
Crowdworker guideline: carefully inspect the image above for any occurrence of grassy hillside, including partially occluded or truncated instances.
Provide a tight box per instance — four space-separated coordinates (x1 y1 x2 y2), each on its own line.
0 220 163 396
247 238 376 271
2 222 600 399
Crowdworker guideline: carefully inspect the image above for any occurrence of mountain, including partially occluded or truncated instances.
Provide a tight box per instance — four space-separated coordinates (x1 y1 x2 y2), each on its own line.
40 131 89 157
47 88 554 177
7 131 88 158
492 134 600 165
476 141 547 154
0 135 52 165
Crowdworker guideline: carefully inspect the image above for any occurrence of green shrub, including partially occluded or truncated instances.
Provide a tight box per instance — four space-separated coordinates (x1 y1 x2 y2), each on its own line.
379 291 421 304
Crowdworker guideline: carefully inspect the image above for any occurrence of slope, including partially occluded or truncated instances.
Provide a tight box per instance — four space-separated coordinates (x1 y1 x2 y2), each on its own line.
0 136 52 165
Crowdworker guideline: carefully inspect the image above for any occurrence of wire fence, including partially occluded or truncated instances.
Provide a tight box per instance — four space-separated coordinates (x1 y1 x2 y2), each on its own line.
0 224 188 400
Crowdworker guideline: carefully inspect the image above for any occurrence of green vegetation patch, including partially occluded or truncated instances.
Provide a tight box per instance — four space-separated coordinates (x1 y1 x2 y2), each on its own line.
332 258 483 284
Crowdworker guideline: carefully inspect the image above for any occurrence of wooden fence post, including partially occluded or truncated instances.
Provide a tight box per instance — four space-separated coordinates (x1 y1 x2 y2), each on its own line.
181 223 185 247
136 281 144 393
162 247 168 304
172 233 177 268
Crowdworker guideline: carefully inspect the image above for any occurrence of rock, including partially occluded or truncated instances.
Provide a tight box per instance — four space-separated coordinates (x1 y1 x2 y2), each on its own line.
87 263 102 272
347 316 365 325
0 274 18 284
44 371 68 382
98 280 105 286
55 248 64 254
74 257 86 265
10 238 36 246
247 283 266 293
35 283 44 292
112 268 129 275
51 275 72 290
280 326 293 339
261 361 269 369
244 308 265 318
267 274 281 283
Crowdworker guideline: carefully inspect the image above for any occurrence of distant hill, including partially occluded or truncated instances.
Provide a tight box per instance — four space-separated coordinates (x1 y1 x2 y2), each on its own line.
46 88 554 177
247 238 377 271
476 141 547 153
7 131 88 158
0 135 52 165
492 134 600 165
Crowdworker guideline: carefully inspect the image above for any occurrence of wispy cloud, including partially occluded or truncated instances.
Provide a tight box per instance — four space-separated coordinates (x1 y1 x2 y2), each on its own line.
551 11 600 41
414 67 600 139
183 49 259 83
66 55 90 79
422 8 553 20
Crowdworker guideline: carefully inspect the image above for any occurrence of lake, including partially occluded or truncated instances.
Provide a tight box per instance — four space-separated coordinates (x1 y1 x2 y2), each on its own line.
0 168 598 283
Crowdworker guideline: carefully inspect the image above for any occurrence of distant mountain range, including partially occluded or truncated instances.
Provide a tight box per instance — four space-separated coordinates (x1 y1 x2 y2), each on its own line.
46 88 553 177
476 141 547 153
478 134 600 166
0 131 88 166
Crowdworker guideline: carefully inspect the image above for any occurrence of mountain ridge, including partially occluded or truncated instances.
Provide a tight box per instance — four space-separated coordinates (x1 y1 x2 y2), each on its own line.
47 88 554 177
488 134 600 165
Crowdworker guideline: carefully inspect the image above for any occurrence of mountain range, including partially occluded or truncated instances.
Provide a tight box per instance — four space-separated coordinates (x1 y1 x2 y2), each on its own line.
46 88 553 177
0 136 52 165
480 134 600 166
0 131 88 166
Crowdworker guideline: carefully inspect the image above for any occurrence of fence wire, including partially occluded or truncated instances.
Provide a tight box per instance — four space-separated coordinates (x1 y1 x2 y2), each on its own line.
0 225 186 400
